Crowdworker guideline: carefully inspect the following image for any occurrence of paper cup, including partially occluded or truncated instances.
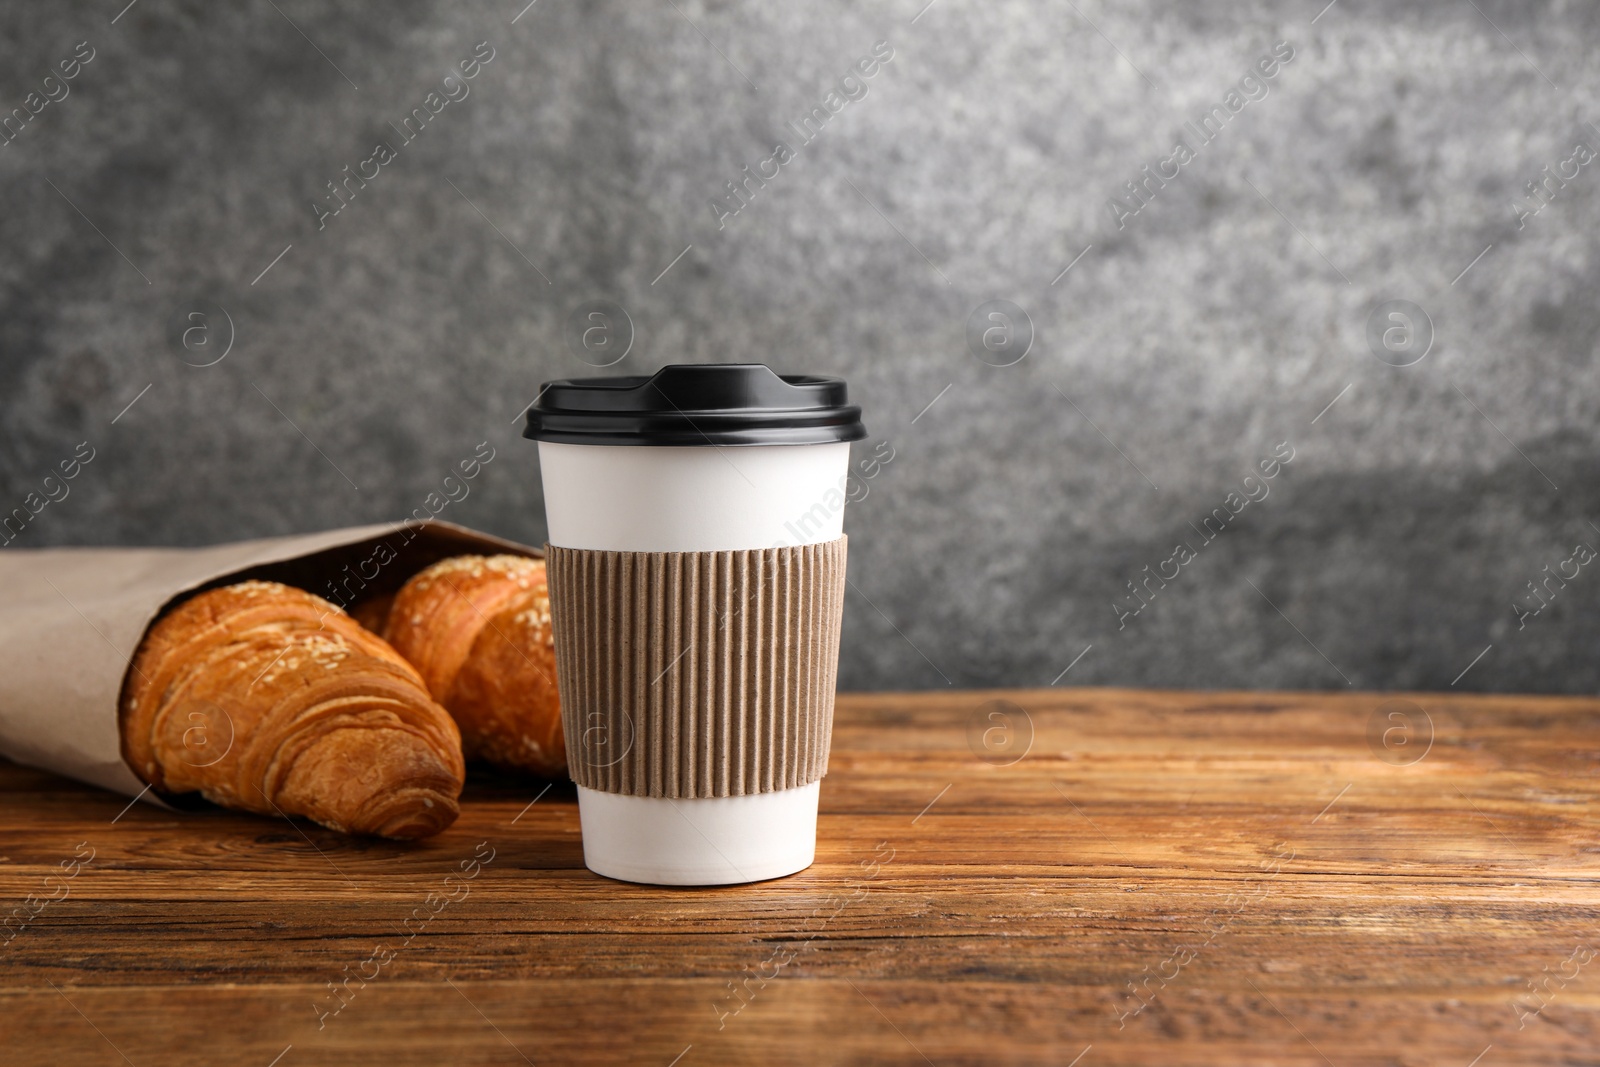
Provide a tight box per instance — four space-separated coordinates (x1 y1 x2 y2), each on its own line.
525 364 865 885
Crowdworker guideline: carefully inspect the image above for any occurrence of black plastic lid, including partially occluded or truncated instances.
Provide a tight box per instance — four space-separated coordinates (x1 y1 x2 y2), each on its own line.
522 364 867 446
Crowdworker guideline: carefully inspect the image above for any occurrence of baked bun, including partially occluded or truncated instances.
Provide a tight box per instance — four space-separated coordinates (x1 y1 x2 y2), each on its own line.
120 581 464 838
384 555 565 776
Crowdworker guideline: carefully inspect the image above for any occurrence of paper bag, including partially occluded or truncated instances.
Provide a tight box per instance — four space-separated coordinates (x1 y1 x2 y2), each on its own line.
0 519 540 805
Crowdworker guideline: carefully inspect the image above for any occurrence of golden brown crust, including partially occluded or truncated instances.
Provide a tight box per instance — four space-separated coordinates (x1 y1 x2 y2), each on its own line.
385 556 565 776
120 581 464 839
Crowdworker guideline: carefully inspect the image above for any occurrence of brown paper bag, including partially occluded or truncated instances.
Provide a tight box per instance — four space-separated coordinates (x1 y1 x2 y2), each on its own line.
0 519 540 807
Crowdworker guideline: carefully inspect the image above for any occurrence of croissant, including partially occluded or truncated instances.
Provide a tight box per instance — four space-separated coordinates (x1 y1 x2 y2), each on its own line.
120 581 465 838
383 555 565 776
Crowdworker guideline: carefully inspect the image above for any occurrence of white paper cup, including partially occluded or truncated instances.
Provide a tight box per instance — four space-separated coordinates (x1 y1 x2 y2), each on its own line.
525 364 865 886
539 440 850 553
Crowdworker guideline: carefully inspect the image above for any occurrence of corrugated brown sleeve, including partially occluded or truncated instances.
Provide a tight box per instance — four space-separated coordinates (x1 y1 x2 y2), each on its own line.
546 537 847 798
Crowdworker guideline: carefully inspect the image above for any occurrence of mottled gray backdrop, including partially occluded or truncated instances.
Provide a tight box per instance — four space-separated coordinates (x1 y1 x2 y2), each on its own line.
3 0 1598 694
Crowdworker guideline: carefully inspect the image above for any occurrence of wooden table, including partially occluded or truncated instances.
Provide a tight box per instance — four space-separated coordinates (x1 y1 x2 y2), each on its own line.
2 688 1597 1065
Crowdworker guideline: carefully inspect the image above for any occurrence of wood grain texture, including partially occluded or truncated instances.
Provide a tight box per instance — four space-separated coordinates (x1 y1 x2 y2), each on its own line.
2 687 1598 1066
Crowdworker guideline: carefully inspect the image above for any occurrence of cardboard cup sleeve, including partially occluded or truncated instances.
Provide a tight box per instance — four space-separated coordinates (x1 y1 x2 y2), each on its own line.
546 536 847 799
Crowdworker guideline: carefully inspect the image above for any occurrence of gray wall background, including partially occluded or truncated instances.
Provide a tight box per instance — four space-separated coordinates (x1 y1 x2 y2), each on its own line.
3 0 1598 694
